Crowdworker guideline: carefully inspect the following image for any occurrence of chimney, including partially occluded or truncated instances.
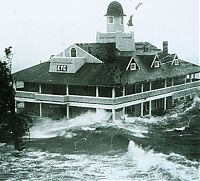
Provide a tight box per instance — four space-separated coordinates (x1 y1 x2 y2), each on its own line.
163 41 168 54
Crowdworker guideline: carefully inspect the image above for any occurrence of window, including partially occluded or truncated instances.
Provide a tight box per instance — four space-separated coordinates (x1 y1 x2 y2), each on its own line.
174 59 179 65
130 63 136 70
120 17 123 25
108 16 114 24
154 61 160 68
70 47 77 57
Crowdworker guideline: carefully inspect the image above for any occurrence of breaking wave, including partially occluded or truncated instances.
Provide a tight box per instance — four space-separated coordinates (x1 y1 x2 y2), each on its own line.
0 98 199 180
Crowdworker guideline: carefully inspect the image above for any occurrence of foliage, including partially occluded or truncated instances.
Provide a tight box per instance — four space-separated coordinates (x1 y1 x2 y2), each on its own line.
0 57 32 150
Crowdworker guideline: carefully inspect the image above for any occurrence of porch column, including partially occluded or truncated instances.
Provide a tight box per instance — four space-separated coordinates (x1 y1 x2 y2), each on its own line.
112 87 115 99
66 104 69 119
122 86 125 96
112 109 116 120
172 77 174 86
141 102 144 117
96 86 99 97
141 83 144 92
164 79 167 88
149 101 152 116
122 107 125 117
39 84 42 93
39 103 42 117
66 85 69 95
164 97 167 111
149 81 152 91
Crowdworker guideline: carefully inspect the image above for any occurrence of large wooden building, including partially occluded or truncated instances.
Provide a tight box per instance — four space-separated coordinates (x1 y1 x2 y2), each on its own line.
13 1 200 120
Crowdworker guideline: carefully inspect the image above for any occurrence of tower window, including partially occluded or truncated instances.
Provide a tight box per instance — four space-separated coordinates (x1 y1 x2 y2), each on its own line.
120 17 123 25
108 16 114 24
70 47 77 57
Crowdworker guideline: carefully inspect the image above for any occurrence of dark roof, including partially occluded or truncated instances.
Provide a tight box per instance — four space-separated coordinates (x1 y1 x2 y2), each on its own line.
137 55 156 68
13 62 117 86
13 42 200 86
76 43 116 62
105 1 126 16
159 53 177 64
122 58 200 84
76 42 161 61
135 42 161 54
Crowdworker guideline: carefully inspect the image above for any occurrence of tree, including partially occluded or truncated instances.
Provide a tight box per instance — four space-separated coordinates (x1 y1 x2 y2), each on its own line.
0 47 31 150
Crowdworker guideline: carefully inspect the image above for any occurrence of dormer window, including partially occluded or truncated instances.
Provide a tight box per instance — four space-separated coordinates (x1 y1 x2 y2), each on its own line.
154 61 160 68
70 47 77 57
130 63 136 70
108 16 114 24
126 57 140 71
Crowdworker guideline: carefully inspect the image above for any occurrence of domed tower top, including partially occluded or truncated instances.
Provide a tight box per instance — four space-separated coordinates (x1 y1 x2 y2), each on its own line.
105 1 125 32
105 1 126 17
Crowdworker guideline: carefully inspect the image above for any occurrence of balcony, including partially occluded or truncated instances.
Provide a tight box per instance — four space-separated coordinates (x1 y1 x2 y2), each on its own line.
15 81 200 106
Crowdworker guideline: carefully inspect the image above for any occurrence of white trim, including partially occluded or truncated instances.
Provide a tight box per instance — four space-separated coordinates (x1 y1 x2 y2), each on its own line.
73 44 102 63
151 55 160 68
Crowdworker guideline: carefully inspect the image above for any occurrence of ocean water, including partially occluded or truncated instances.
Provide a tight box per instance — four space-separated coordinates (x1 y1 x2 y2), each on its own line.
0 98 200 181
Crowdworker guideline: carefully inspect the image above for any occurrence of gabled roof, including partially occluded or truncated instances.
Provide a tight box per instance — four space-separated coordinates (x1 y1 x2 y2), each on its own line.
159 53 178 64
137 55 156 69
13 62 117 86
13 42 200 86
121 59 200 85
76 43 116 63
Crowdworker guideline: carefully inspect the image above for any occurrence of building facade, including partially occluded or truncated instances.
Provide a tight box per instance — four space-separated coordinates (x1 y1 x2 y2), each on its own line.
13 1 200 120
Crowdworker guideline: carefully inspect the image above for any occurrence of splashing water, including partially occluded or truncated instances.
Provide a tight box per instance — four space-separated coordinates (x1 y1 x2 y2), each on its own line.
0 98 199 180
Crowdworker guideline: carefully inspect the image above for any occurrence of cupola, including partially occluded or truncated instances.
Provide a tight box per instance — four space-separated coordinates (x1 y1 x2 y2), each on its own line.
105 1 126 32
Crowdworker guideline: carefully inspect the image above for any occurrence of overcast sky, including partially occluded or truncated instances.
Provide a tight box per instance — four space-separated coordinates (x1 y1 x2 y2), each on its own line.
0 0 199 72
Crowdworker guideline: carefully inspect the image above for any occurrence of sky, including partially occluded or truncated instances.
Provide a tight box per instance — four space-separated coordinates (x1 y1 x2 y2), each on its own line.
0 0 199 72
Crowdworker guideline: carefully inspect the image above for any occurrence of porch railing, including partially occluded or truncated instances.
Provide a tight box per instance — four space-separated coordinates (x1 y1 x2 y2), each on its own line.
15 80 200 105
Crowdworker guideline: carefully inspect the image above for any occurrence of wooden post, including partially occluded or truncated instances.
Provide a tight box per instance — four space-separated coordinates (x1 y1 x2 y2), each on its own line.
149 101 152 116
112 87 115 99
66 85 69 95
141 102 144 117
141 83 143 92
96 86 99 97
172 78 174 86
149 81 152 91
39 84 41 93
122 86 125 96
112 109 115 120
39 103 42 117
164 97 167 111
122 107 125 116
66 104 69 119
164 79 167 88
